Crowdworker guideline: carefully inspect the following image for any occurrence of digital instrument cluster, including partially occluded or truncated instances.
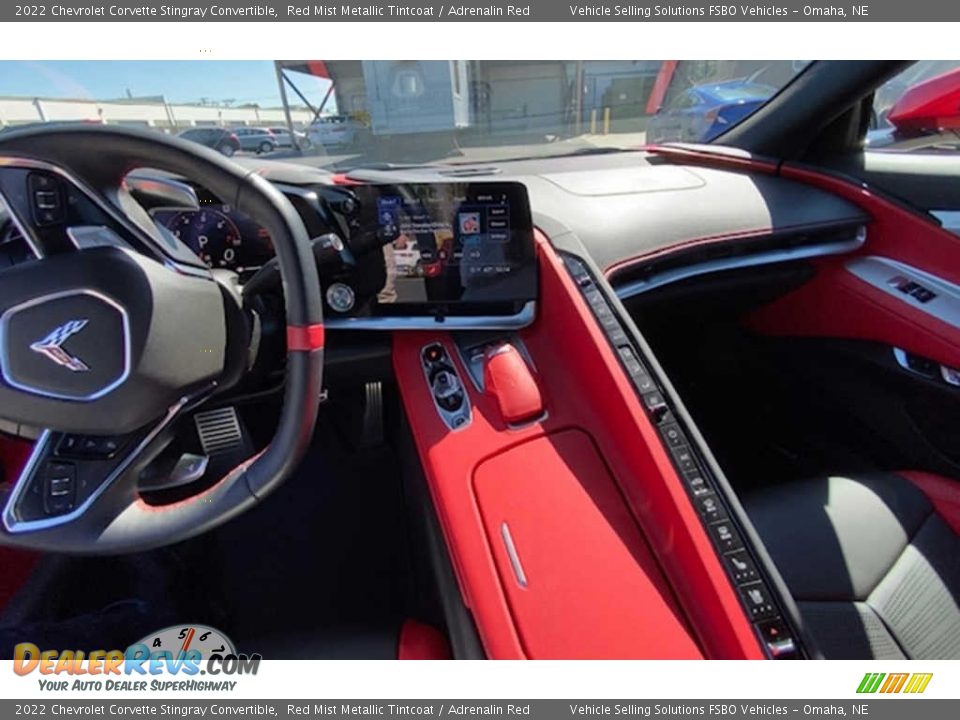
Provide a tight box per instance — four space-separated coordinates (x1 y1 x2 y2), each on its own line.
153 201 274 272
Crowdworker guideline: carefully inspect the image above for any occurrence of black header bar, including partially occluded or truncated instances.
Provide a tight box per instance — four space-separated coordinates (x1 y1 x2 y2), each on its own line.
2 1 951 23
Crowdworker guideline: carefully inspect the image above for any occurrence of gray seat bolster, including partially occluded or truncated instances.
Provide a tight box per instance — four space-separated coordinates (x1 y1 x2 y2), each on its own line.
744 473 960 659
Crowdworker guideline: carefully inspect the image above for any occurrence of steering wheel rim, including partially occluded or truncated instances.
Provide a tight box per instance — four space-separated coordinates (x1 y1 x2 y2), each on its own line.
0 125 324 553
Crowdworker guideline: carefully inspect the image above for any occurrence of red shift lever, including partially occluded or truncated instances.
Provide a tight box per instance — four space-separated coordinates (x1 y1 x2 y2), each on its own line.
482 343 544 425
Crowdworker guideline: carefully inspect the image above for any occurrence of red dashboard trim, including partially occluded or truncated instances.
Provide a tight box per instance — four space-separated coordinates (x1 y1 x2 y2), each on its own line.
623 150 960 372
330 173 361 186
780 164 960 285
644 145 781 175
603 221 849 280
746 164 960 370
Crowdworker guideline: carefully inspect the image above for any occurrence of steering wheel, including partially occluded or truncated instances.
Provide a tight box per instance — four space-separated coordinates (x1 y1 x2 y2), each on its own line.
0 125 324 553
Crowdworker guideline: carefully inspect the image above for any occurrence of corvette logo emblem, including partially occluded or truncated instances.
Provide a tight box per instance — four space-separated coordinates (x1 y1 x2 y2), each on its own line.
29 319 91 372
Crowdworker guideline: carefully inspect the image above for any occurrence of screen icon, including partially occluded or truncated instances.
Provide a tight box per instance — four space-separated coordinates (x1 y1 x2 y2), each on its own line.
458 212 481 235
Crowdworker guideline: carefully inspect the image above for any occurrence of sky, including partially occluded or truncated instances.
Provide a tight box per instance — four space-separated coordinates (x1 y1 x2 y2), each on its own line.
0 61 332 108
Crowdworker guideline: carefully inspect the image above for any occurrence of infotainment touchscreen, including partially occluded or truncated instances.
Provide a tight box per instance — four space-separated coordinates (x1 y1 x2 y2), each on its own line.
351 181 537 318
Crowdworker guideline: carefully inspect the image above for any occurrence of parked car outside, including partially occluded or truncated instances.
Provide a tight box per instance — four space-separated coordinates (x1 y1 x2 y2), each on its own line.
230 127 279 154
176 127 241 156
646 80 777 144
266 126 311 149
307 115 367 148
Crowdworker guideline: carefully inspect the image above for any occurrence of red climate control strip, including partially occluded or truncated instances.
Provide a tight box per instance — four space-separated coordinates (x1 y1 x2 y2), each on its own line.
393 231 764 660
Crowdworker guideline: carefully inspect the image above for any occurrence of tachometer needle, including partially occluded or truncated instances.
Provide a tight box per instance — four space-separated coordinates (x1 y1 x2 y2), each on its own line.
180 627 196 654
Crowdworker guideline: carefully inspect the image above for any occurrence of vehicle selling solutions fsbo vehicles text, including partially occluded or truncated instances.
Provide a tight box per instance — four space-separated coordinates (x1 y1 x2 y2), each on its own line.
568 4 799 17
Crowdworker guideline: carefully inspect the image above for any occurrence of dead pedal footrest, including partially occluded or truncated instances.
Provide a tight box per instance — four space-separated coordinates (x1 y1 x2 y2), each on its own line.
193 407 244 456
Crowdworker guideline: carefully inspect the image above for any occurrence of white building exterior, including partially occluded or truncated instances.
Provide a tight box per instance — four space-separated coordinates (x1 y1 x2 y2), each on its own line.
0 96 314 130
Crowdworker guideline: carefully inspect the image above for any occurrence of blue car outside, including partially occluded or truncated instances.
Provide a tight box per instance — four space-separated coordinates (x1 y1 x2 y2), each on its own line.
646 81 776 144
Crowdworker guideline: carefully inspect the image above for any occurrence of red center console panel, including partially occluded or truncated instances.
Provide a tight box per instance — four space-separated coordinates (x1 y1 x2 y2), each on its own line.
393 233 764 660
474 429 700 659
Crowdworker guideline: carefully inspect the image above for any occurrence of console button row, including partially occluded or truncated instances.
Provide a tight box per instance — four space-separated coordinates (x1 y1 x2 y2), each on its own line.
562 253 799 658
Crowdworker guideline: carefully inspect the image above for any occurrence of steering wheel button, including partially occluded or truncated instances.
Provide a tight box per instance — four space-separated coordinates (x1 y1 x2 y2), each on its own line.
49 478 71 496
44 460 73 476
28 173 65 225
42 462 76 515
57 434 82 455
34 191 60 211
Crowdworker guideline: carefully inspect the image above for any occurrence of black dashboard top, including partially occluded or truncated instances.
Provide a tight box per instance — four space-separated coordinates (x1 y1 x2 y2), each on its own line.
344 150 869 277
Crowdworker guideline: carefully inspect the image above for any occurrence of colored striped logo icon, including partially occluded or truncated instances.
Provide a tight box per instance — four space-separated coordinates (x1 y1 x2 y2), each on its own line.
857 672 933 694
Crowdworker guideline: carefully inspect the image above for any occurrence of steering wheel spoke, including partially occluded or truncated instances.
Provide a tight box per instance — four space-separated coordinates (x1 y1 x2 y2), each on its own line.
2 384 212 536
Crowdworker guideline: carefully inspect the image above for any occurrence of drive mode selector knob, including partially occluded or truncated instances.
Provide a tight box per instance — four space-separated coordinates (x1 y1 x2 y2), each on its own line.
420 344 471 430
431 369 464 411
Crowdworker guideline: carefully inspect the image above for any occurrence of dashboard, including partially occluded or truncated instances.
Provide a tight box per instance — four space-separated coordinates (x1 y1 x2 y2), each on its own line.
147 177 539 329
133 151 868 332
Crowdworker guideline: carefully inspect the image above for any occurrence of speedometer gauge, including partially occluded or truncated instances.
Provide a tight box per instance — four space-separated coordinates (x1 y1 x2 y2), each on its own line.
167 208 243 269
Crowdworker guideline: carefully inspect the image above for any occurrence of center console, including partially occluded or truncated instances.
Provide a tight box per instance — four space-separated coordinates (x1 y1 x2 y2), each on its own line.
394 226 780 660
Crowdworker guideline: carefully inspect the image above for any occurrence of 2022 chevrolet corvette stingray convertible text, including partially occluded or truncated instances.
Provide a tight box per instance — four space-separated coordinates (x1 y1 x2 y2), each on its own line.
0 60 957 660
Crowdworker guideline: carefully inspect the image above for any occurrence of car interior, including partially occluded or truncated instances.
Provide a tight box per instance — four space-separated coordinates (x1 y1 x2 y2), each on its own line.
0 59 957 661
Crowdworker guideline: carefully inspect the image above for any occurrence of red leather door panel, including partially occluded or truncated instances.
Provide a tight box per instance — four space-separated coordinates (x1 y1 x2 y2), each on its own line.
747 165 960 370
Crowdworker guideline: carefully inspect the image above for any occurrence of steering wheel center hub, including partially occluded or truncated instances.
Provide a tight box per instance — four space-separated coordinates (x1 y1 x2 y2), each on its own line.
1 289 130 401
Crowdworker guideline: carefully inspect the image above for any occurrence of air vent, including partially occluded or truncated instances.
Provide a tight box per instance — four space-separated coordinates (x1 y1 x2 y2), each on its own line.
614 223 866 299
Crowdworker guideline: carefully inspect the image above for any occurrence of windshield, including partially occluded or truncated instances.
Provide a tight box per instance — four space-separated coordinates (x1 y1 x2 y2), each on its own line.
0 60 808 170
